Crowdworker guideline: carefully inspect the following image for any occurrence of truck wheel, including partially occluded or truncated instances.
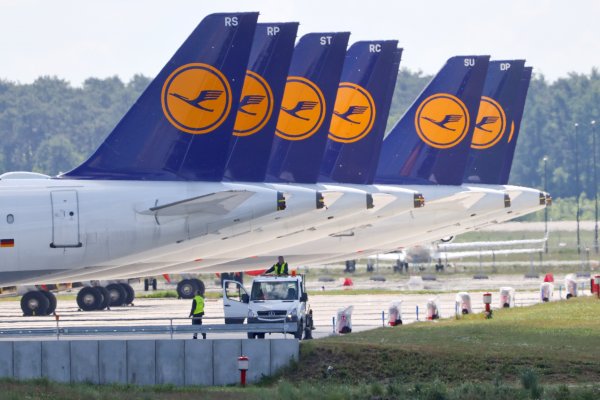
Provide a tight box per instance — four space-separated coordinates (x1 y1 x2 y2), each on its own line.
21 291 50 316
257 333 265 339
106 283 127 306
294 319 304 340
152 278 157 290
247 332 256 339
144 279 149 291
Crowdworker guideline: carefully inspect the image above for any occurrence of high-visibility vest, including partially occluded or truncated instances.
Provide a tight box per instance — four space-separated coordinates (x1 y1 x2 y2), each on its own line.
193 295 205 315
273 262 288 275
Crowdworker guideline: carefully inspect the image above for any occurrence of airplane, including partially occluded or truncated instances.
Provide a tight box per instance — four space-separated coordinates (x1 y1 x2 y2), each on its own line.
0 12 289 315
0 12 547 316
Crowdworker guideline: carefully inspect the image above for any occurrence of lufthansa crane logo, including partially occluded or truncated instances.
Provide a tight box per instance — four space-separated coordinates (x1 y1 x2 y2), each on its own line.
275 76 326 141
329 82 376 143
161 63 232 134
471 96 507 149
414 93 470 149
233 71 274 137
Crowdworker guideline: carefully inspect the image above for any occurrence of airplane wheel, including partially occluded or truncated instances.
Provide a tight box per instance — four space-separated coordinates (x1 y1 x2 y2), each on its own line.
120 283 135 305
77 287 102 311
177 279 197 299
190 279 205 295
152 279 157 290
96 286 111 310
144 279 149 291
40 291 57 315
106 283 127 306
21 291 50 316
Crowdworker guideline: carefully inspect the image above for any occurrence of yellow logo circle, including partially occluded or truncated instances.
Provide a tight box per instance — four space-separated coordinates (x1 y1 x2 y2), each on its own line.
161 63 232 134
233 71 274 137
275 76 326 141
471 96 507 149
414 93 470 149
328 82 376 144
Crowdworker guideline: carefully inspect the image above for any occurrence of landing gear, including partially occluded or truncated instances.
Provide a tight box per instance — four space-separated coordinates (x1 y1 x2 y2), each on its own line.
21 291 50 316
121 283 135 305
144 278 158 291
77 287 103 311
177 278 205 299
40 290 57 314
77 282 135 311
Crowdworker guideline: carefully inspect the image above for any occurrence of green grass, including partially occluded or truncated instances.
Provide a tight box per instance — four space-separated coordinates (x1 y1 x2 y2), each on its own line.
285 297 600 385
2 298 600 399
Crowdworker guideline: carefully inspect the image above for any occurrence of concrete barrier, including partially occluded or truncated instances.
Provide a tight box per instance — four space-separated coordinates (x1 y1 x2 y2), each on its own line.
99 340 127 384
0 339 299 386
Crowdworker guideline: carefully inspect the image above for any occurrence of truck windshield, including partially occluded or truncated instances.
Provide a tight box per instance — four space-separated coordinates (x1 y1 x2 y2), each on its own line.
250 281 299 301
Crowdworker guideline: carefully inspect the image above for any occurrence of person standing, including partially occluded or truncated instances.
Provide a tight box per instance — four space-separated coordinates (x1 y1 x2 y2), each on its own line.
265 256 288 275
189 289 206 339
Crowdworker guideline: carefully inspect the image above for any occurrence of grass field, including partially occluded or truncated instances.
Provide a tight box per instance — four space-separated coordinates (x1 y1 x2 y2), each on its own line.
1 297 599 399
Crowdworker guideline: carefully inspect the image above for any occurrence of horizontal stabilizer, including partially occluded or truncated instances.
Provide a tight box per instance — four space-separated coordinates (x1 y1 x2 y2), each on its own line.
141 191 255 217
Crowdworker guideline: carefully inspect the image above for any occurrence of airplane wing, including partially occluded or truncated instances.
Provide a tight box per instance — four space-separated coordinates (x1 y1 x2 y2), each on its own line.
140 190 255 217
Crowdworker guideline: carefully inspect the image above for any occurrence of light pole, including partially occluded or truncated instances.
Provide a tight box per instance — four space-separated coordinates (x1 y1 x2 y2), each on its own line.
592 120 598 254
575 123 581 255
543 156 549 253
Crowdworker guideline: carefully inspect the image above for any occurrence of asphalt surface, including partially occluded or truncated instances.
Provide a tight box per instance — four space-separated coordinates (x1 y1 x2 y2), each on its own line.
1 273 591 341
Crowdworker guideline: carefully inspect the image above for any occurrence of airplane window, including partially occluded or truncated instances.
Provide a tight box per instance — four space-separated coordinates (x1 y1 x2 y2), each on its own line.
6 214 14 224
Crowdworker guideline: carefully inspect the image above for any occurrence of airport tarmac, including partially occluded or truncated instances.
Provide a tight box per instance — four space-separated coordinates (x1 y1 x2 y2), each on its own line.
1 273 589 341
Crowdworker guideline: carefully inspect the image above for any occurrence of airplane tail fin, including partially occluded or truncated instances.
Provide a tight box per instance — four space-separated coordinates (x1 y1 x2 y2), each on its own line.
265 32 351 183
319 41 401 184
499 67 533 185
374 56 490 185
63 13 258 181
463 60 526 184
224 22 299 182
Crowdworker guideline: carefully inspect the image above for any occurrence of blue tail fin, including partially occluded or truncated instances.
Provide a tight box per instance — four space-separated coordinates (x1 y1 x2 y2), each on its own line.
463 60 526 184
374 56 490 185
223 22 299 182
319 41 401 184
265 32 351 183
499 67 533 185
63 13 258 181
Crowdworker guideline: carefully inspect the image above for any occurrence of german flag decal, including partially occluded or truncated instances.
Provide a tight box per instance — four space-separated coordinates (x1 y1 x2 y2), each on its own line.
1 239 14 248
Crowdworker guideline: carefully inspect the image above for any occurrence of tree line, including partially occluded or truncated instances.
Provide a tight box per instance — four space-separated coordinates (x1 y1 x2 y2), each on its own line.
1 68 599 205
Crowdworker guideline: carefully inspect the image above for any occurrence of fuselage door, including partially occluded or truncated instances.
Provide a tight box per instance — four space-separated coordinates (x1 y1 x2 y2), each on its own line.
50 190 82 248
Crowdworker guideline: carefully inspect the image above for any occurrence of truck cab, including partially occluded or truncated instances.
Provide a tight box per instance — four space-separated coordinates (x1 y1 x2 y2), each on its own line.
222 274 313 339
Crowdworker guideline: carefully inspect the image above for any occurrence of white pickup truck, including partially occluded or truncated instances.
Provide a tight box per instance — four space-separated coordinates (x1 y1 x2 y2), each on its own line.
222 274 314 340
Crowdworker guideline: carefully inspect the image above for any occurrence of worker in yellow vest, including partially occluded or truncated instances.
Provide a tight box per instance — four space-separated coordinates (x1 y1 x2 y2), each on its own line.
265 256 289 275
189 289 206 339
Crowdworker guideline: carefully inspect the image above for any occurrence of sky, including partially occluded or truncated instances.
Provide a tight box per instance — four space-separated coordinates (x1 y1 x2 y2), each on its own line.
1 0 599 86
